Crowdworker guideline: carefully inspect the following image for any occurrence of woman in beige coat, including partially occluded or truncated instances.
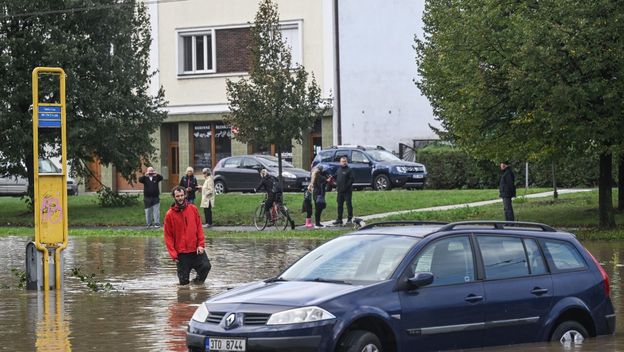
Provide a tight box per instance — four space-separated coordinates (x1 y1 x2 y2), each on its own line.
200 168 215 227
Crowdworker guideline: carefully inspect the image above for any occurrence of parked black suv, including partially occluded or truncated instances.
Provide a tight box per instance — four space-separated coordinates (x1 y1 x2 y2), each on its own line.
311 145 427 190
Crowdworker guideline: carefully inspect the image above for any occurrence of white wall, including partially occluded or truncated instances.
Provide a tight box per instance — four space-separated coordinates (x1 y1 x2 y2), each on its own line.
337 0 439 151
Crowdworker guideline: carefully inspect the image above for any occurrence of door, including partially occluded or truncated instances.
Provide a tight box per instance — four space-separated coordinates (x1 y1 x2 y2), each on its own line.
349 150 373 185
399 235 485 350
218 156 243 190
169 142 179 190
241 157 263 190
478 235 553 346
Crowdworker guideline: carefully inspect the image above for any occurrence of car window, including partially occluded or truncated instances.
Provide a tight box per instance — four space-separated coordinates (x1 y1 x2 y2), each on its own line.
478 236 529 279
524 238 547 275
542 239 587 272
319 150 334 162
242 157 262 169
334 150 350 162
351 151 370 164
366 149 402 162
280 234 419 284
256 155 294 168
222 157 242 168
412 236 475 286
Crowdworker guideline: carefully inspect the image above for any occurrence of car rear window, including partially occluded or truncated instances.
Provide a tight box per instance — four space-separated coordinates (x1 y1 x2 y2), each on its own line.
542 239 587 272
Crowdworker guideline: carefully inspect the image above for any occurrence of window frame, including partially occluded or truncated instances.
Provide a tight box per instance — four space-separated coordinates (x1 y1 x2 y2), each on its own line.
177 28 217 75
409 235 478 287
540 238 588 274
476 235 531 280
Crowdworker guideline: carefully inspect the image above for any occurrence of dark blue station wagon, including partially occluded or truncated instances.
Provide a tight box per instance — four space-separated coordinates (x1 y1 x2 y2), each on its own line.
187 221 615 352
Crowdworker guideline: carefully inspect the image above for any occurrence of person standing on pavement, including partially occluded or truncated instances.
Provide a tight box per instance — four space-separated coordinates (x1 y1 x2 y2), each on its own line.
139 166 163 228
499 161 517 221
164 186 212 285
200 168 215 228
309 165 328 228
179 166 199 204
333 156 355 226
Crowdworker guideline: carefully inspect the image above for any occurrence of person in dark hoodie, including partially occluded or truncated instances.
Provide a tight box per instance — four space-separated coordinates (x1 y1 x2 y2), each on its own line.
256 169 295 229
499 161 517 221
332 156 355 226
164 186 211 285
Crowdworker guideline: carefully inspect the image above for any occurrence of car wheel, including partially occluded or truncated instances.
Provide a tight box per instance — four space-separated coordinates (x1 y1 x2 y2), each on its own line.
550 321 588 345
373 174 391 191
214 180 226 195
337 330 382 352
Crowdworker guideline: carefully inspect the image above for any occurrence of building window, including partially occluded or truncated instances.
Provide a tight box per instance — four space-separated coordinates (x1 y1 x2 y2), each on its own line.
215 124 232 163
193 123 212 170
178 29 215 75
280 23 301 67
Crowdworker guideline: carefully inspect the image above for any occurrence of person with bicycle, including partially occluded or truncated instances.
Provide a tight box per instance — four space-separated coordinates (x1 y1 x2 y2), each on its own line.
255 169 295 229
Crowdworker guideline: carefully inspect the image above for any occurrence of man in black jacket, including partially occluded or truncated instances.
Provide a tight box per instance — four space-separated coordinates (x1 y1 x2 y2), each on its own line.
499 161 516 221
333 156 355 225
139 166 164 228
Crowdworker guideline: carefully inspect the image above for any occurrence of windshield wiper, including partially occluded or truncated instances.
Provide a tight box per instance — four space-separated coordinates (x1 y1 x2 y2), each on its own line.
264 276 288 283
307 277 352 285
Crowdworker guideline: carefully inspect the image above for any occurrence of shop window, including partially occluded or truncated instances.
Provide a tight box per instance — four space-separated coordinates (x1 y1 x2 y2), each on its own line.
215 124 232 164
193 123 212 170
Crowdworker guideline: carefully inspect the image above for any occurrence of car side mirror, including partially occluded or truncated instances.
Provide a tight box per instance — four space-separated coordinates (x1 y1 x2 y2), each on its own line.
407 272 434 288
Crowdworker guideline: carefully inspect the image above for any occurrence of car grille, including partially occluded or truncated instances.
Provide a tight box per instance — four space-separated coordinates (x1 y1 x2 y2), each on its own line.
243 313 271 325
206 312 226 324
406 166 424 173
204 312 271 325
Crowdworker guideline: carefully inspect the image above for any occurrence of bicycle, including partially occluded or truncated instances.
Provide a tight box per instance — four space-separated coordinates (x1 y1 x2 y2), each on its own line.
253 194 290 231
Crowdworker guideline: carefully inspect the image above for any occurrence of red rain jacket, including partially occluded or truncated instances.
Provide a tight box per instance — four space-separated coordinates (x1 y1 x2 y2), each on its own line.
163 202 205 260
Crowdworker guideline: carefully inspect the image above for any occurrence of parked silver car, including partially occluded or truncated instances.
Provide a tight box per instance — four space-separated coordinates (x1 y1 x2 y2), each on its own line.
0 160 78 196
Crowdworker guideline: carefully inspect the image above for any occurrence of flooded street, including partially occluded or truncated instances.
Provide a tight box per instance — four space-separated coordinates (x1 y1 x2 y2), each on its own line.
0 235 622 351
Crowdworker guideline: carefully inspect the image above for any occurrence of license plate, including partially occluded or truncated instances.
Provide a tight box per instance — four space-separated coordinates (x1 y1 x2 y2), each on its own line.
413 174 424 179
206 337 247 351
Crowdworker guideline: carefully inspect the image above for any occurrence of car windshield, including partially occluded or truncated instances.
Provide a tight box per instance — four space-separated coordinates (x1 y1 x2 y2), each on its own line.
279 234 419 284
366 150 402 162
256 155 294 168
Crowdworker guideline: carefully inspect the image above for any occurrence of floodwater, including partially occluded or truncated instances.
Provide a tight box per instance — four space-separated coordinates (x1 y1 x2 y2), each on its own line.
0 236 622 352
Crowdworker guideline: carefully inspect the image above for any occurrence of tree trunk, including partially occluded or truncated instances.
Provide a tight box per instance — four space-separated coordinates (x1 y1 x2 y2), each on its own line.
619 153 624 211
551 161 558 199
598 152 615 228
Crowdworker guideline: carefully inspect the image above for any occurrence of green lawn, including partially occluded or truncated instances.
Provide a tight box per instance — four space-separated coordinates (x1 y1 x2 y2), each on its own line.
4 188 624 240
0 188 548 227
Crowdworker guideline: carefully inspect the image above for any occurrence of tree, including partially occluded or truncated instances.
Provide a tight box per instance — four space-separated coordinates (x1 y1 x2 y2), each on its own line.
415 0 624 228
0 0 167 202
225 0 327 181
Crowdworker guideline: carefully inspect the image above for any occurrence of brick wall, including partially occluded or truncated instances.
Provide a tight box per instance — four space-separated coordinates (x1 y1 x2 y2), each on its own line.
216 28 251 73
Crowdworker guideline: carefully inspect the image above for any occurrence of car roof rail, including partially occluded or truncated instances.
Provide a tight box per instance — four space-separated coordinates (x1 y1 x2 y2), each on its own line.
358 221 449 231
436 221 557 232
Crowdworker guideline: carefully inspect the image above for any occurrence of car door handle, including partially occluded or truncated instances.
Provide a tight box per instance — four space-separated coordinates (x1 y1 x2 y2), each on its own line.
464 294 484 303
531 287 549 295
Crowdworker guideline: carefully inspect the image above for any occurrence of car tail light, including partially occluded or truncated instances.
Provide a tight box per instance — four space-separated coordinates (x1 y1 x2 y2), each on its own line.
586 249 610 298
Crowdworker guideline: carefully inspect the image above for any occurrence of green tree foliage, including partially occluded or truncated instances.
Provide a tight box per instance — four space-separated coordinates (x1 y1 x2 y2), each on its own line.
0 0 167 199
415 0 624 227
225 0 327 176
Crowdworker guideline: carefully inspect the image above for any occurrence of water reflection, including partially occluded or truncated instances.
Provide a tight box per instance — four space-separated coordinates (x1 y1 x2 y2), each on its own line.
0 236 622 351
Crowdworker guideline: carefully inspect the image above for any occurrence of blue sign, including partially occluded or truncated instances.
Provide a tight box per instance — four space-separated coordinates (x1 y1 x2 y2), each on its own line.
38 105 62 128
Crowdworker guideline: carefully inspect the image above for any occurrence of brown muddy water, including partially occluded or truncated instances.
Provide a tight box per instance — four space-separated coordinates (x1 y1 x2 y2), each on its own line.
0 236 622 351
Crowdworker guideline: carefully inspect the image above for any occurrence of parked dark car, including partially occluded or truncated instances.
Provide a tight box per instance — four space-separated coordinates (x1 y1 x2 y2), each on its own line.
213 155 311 194
187 221 615 352
311 145 427 191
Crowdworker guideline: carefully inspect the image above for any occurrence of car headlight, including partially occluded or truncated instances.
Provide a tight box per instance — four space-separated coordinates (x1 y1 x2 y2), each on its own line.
191 303 209 322
266 306 335 325
396 166 407 173
281 171 297 179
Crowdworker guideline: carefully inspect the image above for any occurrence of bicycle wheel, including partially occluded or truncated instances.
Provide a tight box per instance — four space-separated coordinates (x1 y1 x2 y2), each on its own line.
274 204 289 230
253 203 268 231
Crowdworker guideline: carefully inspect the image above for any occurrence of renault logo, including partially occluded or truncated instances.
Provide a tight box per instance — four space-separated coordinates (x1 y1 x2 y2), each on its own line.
225 313 237 328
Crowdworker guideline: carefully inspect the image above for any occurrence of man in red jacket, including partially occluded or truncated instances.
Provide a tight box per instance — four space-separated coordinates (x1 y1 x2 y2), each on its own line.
164 186 212 285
